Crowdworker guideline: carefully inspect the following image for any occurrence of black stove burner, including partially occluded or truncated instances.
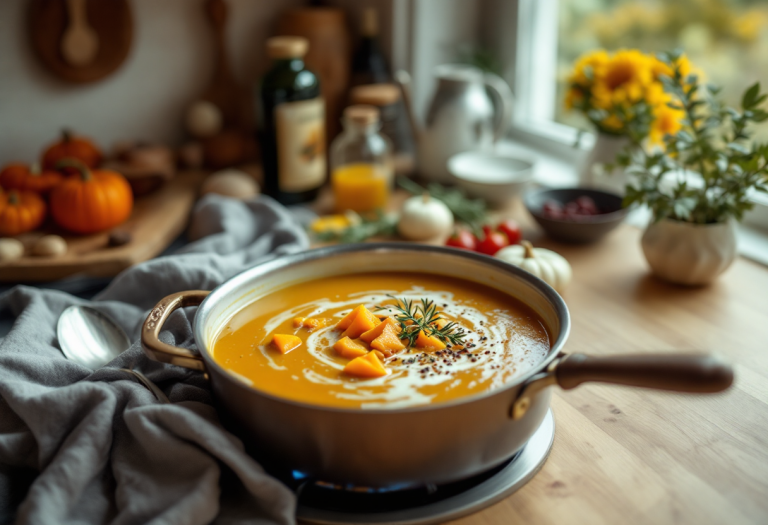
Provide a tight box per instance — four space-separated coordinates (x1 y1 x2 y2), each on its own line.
292 452 521 514
286 410 556 525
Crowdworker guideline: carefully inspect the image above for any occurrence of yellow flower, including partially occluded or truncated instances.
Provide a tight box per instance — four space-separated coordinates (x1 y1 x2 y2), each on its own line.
564 87 584 110
601 114 624 132
645 82 667 106
650 100 685 144
569 50 610 86
603 50 653 94
651 54 698 83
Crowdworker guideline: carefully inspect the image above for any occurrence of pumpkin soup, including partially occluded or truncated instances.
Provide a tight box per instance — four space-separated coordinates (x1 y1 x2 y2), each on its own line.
211 272 550 409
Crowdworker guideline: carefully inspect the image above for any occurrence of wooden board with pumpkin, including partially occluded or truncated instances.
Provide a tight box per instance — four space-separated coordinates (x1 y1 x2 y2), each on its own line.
0 169 204 282
0 130 205 282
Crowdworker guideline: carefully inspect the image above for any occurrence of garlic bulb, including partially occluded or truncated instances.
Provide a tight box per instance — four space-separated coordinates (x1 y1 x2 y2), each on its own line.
201 169 260 199
0 238 24 261
397 193 454 241
186 100 223 138
31 235 67 257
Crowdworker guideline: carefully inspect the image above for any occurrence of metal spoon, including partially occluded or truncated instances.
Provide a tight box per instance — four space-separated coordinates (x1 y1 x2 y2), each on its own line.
57 305 170 403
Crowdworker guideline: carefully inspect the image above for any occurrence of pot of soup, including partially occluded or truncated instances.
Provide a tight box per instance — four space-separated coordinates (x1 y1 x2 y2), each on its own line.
141 243 732 487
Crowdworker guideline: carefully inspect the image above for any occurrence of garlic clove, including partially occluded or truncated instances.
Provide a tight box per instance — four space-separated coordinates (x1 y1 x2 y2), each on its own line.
0 238 24 261
31 235 67 257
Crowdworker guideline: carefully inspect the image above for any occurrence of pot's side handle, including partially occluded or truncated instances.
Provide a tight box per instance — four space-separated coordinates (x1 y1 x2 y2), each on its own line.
556 353 734 393
141 290 211 371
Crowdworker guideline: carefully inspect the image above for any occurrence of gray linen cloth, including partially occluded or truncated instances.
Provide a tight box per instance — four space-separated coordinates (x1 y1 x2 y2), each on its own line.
0 194 311 525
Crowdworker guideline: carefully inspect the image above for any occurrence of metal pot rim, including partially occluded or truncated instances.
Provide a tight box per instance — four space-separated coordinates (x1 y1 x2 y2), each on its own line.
193 243 571 415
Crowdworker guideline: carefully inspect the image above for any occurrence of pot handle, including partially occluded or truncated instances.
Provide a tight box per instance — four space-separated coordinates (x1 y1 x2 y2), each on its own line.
555 353 733 392
511 353 733 419
141 290 211 371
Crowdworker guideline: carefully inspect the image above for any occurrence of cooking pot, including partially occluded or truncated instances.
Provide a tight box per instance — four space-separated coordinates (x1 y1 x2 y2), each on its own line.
141 244 733 487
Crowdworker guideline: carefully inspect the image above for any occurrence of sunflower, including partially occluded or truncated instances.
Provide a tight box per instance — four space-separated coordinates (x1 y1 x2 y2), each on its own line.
651 54 695 83
564 87 585 110
602 50 653 99
650 98 685 144
569 50 610 86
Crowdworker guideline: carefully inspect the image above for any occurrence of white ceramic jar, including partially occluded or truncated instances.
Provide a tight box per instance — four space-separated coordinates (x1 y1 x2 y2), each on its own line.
641 219 737 285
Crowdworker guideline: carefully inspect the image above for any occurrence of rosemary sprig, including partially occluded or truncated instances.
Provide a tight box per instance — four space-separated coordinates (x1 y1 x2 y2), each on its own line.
377 295 467 347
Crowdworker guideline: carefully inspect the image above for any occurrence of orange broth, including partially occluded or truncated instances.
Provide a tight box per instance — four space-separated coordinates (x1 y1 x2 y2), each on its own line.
211 272 551 409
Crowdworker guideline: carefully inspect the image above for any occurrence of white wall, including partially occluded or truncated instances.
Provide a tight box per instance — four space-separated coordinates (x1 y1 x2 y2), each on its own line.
409 0 479 123
0 0 303 162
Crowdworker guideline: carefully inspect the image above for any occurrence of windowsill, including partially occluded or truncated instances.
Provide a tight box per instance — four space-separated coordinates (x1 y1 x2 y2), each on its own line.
498 137 768 268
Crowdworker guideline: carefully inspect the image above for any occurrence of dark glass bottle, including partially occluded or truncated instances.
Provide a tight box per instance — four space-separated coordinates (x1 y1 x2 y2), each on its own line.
350 8 390 87
257 36 326 205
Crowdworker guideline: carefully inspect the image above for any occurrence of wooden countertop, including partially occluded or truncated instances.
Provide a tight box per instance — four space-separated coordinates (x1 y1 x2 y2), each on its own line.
449 220 768 524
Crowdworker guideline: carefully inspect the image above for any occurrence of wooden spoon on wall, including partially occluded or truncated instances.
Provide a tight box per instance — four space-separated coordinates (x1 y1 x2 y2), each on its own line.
61 0 99 66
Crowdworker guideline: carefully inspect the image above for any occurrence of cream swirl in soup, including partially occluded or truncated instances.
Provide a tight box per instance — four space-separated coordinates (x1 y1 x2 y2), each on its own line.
212 272 551 409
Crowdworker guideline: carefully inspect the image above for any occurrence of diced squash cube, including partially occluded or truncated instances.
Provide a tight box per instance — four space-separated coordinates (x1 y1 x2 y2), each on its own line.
370 324 406 355
336 305 366 330
271 334 302 354
293 317 306 328
333 337 369 359
303 318 328 331
341 306 381 339
360 317 400 343
415 330 446 350
433 318 448 330
343 351 387 378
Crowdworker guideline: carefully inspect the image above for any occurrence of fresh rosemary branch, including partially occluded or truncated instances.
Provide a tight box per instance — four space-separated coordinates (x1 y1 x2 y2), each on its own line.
377 295 467 347
397 178 487 233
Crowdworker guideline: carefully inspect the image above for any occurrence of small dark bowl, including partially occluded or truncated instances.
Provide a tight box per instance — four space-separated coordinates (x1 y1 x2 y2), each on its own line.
524 187 628 243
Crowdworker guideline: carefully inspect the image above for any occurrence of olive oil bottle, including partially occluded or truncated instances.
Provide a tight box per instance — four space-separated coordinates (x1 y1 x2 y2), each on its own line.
257 37 326 204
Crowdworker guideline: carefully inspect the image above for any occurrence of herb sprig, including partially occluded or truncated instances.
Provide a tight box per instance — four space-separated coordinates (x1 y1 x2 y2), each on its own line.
313 211 398 243
377 295 467 347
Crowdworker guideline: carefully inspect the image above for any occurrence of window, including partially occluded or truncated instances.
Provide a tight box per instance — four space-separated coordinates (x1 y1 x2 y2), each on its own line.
513 0 768 145
507 0 768 232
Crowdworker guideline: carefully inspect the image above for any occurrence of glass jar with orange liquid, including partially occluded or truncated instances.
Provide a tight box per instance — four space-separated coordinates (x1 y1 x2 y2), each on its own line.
330 105 393 213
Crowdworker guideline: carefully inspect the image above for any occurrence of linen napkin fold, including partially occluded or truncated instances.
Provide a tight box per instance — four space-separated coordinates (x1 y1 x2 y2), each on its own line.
0 194 310 525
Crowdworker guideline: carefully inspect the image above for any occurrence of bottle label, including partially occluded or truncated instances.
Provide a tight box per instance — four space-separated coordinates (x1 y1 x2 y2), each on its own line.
275 97 326 192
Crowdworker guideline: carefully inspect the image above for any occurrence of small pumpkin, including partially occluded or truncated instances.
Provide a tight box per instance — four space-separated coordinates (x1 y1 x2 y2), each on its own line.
0 190 47 236
495 240 572 292
41 129 103 171
397 193 454 241
50 161 133 234
0 162 63 194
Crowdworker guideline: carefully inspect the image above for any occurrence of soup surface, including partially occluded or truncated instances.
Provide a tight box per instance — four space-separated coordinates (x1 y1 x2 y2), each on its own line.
211 272 551 409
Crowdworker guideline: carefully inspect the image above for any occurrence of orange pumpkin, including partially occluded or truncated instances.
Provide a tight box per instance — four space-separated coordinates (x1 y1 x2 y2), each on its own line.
0 189 47 236
0 163 63 194
41 129 103 171
50 162 133 234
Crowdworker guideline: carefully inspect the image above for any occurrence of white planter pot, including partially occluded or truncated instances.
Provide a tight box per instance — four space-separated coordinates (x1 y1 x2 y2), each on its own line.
579 133 631 195
641 219 737 285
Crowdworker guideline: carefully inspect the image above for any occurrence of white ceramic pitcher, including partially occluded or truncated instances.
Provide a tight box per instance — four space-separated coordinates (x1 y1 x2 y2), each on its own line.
397 65 514 183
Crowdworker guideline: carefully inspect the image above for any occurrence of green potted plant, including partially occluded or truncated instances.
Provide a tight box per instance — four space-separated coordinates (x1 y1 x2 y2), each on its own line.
617 51 768 285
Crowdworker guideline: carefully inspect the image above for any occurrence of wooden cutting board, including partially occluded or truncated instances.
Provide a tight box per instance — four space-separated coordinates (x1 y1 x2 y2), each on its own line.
0 170 205 282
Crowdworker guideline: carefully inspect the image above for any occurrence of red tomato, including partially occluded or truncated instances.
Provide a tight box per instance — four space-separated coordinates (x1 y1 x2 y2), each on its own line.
496 219 522 245
445 229 477 250
476 225 508 256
